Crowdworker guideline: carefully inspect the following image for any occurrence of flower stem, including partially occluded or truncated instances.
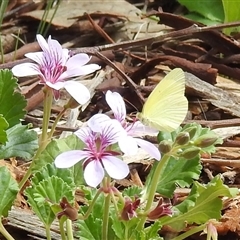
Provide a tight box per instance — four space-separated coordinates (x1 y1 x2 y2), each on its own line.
59 220 66 240
48 107 67 139
45 225 52 240
102 177 111 240
0 220 14 240
40 86 53 144
137 154 170 231
18 87 53 190
78 189 102 220
102 193 111 240
66 219 74 240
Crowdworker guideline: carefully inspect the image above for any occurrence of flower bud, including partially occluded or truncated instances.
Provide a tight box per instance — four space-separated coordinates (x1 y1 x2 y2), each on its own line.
175 132 190 145
121 197 140 221
147 198 172 220
194 136 218 148
180 147 201 159
57 197 78 221
184 126 198 139
159 140 172 154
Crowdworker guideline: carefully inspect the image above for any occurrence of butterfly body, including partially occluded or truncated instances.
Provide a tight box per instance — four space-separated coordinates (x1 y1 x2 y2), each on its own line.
137 68 188 132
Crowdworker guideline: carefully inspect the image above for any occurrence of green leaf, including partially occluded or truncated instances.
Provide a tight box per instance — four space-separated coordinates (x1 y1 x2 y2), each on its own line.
122 186 142 198
25 187 55 226
0 69 26 128
133 222 163 240
161 176 238 231
0 124 38 160
178 0 224 22
0 166 19 217
111 211 124 239
73 161 85 186
0 115 8 144
141 221 163 240
184 13 222 25
33 134 84 173
31 163 75 188
222 0 240 35
145 156 202 198
25 176 74 226
77 191 105 240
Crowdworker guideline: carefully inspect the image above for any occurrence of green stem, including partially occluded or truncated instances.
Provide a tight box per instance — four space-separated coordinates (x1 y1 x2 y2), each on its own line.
45 225 52 240
102 177 111 240
78 189 102 220
0 220 14 240
124 222 129 240
66 219 74 240
40 87 53 144
172 224 206 240
59 220 67 240
102 193 111 240
48 107 67 139
137 154 170 231
18 87 53 190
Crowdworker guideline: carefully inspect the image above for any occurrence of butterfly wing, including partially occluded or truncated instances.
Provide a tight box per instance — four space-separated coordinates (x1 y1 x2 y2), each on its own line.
138 68 188 132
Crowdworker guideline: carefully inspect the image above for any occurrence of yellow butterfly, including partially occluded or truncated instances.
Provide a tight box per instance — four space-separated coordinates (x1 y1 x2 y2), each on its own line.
137 68 188 132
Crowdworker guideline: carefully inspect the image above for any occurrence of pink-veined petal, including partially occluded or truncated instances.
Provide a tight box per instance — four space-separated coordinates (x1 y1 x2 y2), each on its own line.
46 81 65 90
87 114 111 132
12 63 40 77
25 52 44 64
102 155 129 180
106 91 126 122
135 138 161 160
66 53 91 69
118 135 138 155
100 119 126 145
127 121 158 137
36 34 49 52
55 150 88 168
59 64 100 80
64 81 90 105
75 126 93 142
62 48 69 64
48 38 63 57
84 160 105 187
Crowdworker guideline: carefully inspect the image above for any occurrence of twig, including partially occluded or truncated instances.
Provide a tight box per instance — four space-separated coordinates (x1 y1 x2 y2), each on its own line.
2 21 240 69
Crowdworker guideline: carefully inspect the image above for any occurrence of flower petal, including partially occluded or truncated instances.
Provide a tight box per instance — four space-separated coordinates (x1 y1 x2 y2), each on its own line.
36 34 49 52
87 114 111 132
135 138 161 160
66 53 91 68
102 155 129 180
48 37 63 57
59 64 100 80
84 160 105 187
64 81 90 105
75 126 93 142
118 135 138 155
127 121 158 137
55 150 87 168
12 63 40 77
106 91 126 122
100 119 125 145
25 52 44 64
46 81 65 90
